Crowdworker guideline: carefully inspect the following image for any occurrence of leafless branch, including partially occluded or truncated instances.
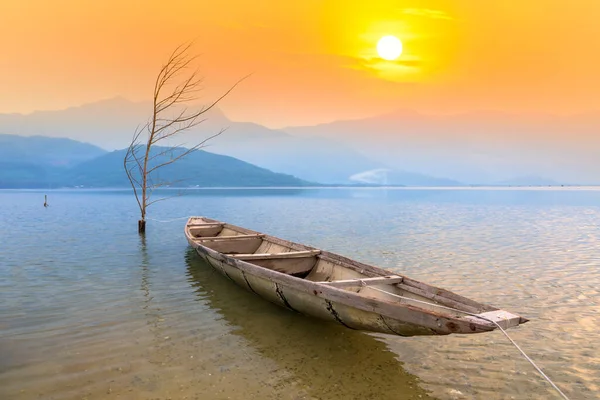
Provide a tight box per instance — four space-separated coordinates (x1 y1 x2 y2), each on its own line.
123 41 248 232
146 195 180 207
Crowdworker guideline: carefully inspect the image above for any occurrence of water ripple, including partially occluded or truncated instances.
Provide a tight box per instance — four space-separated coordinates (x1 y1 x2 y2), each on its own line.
1 188 598 399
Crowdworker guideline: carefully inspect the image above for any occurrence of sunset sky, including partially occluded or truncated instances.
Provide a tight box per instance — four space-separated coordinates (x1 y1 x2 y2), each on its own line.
2 0 600 127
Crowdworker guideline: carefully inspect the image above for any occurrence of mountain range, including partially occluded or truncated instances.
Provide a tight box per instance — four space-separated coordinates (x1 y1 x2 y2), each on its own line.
0 134 311 189
0 98 462 186
285 109 600 184
2 97 597 186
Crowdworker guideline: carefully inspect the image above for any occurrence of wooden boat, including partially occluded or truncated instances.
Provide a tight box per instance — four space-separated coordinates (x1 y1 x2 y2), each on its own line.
185 216 529 337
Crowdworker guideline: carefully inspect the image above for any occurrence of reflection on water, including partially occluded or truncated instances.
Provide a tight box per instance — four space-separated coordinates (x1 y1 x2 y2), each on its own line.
184 249 433 400
0 189 432 400
1 187 599 400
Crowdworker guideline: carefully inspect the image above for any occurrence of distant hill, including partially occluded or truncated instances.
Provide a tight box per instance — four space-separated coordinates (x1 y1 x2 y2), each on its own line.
0 133 106 166
0 162 64 189
0 98 465 186
208 134 391 184
285 109 600 185
66 147 312 188
0 97 148 150
0 134 312 188
0 134 107 188
5 98 600 184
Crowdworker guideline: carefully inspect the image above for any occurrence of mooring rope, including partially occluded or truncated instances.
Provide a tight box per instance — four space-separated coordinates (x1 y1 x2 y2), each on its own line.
146 216 190 223
368 285 571 400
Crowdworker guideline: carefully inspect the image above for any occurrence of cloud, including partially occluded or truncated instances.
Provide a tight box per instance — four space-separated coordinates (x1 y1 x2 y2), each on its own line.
361 57 422 68
350 168 392 184
346 56 422 81
402 8 453 21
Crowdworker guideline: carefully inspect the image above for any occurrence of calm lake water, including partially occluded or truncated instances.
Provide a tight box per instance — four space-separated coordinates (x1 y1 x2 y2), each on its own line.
1 187 599 400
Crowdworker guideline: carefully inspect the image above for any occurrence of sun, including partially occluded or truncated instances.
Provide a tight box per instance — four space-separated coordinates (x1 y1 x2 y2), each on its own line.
377 35 403 61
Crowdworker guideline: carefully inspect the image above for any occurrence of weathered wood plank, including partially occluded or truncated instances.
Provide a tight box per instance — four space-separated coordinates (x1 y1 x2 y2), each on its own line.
195 234 265 241
201 237 263 255
464 310 524 329
319 275 404 287
227 250 321 260
249 257 317 275
187 222 224 227
400 276 495 312
395 282 483 315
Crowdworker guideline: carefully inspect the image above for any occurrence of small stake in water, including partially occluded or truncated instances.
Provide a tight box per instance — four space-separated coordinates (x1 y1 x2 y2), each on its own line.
43 195 48 208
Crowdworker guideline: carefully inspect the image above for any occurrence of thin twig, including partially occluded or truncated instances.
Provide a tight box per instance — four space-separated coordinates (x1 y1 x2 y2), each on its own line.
123 41 249 230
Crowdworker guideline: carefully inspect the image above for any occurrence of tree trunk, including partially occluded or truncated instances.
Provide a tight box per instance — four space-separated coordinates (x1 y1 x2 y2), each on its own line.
138 219 146 234
123 43 246 234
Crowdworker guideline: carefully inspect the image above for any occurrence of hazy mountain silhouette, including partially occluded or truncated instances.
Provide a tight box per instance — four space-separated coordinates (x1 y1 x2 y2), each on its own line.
0 134 107 188
66 147 312 188
0 134 312 188
0 97 148 150
0 98 463 185
285 109 600 184
0 133 106 166
0 162 65 189
4 98 595 185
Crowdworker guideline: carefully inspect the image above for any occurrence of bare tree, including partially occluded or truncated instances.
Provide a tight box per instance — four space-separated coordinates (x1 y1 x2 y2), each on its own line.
124 43 247 233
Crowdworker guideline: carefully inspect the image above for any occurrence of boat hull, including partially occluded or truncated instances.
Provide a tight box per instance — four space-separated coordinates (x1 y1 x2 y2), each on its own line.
186 216 527 337
194 246 481 336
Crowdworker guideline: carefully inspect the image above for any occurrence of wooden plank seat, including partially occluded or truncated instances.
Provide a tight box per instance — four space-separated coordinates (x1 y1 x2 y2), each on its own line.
319 275 404 288
226 250 321 260
226 250 321 276
195 234 265 241
187 222 224 227
188 222 226 238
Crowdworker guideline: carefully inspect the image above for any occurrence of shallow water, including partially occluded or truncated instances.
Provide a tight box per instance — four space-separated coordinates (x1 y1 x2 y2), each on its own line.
1 188 599 399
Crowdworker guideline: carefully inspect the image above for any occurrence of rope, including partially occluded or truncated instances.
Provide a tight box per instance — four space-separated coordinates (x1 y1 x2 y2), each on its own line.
146 216 190 223
368 285 571 400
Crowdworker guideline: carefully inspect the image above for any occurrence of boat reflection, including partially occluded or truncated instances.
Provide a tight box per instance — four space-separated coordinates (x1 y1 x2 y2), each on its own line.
184 248 434 400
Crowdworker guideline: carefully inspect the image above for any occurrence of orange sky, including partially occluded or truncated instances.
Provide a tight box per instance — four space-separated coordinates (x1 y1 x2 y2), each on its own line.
2 0 600 127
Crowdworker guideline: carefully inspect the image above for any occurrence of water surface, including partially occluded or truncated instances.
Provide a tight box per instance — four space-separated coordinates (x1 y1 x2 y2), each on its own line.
1 187 599 399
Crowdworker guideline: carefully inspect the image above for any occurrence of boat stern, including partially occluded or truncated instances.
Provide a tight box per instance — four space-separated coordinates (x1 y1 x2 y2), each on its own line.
463 309 529 330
